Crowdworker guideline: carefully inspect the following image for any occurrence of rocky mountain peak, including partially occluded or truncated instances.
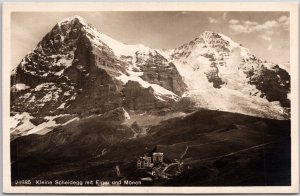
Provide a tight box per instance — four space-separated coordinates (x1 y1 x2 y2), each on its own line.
200 31 222 41
165 29 290 119
58 15 87 26
10 15 188 132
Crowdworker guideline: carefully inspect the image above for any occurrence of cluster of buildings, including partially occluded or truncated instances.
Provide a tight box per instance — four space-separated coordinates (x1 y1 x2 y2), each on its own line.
136 151 185 180
137 152 164 170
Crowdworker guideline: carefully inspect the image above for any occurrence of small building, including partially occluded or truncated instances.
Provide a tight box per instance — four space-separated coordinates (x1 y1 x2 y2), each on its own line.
153 152 163 163
137 155 152 170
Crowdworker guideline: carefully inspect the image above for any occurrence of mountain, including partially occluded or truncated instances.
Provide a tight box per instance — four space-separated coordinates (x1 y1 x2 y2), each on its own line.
10 16 186 138
10 16 290 138
159 31 290 119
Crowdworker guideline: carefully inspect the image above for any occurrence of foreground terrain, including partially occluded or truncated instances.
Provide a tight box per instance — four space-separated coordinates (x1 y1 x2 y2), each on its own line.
11 109 291 186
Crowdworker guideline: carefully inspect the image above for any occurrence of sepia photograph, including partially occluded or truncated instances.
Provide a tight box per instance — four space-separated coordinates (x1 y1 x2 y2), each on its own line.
2 2 299 194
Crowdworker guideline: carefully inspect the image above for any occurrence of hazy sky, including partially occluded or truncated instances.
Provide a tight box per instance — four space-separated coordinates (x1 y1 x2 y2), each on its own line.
11 11 290 67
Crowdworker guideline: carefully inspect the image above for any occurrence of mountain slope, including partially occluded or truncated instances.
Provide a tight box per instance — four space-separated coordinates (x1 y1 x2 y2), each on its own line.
10 16 290 138
11 109 291 186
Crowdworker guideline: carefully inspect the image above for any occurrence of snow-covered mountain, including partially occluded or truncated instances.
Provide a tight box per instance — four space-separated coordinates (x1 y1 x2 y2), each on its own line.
159 31 290 119
10 16 290 138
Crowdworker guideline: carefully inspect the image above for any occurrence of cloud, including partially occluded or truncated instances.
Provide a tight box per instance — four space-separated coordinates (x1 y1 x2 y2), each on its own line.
229 19 279 34
259 34 272 42
229 19 239 24
268 44 273 50
208 17 218 23
278 15 289 23
229 15 289 42
244 20 258 26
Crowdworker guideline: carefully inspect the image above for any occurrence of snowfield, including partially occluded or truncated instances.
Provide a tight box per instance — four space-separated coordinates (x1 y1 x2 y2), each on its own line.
10 113 79 137
117 71 179 101
11 83 30 92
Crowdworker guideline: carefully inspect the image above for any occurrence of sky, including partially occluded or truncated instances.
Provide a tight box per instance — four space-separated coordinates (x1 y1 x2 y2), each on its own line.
11 11 290 67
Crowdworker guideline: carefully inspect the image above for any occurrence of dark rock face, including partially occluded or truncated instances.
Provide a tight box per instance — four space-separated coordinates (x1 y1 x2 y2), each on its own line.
123 81 171 111
131 121 142 132
63 38 125 116
137 52 186 96
247 65 290 107
99 107 131 124
205 62 225 88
